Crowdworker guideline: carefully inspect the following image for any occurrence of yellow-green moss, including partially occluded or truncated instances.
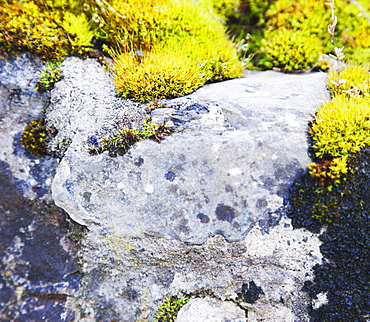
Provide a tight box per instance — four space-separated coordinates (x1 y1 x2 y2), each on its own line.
0 0 93 59
153 296 190 322
1 0 242 101
308 95 370 182
254 0 370 69
259 28 323 71
88 118 171 156
36 61 63 92
327 65 370 97
21 119 48 156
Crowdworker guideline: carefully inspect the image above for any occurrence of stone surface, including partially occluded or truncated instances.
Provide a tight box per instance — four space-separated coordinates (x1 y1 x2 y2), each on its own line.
1 54 329 321
0 53 84 321
48 58 326 320
176 297 247 322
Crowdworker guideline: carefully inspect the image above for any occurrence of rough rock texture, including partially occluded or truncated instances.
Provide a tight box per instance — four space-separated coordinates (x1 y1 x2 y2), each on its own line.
1 54 329 321
176 297 246 322
48 58 327 320
0 53 84 321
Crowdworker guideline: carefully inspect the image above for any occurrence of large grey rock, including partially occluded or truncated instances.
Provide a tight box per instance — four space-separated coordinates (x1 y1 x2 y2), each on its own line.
47 58 327 320
51 64 329 244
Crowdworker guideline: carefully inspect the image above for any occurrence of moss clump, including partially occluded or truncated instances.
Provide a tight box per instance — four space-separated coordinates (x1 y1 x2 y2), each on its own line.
259 28 322 71
1 0 242 101
308 95 370 183
327 65 370 97
107 0 242 102
36 61 63 93
21 119 48 157
0 0 94 60
310 96 370 159
252 0 370 70
153 296 190 322
113 49 206 102
88 119 171 157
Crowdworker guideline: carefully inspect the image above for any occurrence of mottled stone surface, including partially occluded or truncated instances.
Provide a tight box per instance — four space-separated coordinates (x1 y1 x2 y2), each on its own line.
48 58 326 320
0 54 83 321
176 297 247 322
1 54 328 321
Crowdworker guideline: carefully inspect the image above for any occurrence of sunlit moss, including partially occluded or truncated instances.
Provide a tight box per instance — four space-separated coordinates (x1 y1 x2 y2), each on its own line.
36 61 63 93
327 65 370 97
259 28 323 71
153 296 190 322
308 96 370 182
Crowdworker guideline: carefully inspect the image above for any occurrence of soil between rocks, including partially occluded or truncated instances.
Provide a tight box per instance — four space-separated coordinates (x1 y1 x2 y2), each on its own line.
288 149 370 321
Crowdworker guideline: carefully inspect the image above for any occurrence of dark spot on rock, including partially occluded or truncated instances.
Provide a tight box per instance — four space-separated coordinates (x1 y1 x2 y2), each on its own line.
241 281 264 303
87 135 99 146
177 225 190 234
155 269 175 287
233 221 241 229
83 192 91 202
180 218 188 225
134 156 144 167
64 181 74 195
197 213 210 224
225 184 233 193
256 198 267 208
215 204 236 223
165 171 176 182
167 184 178 194
122 288 138 301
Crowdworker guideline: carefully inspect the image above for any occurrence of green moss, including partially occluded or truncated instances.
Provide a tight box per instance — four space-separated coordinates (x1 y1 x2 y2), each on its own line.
310 96 370 159
308 95 370 182
153 296 190 322
327 65 370 97
259 28 323 71
252 0 370 69
21 119 48 157
36 61 63 93
88 119 171 156
0 0 92 60
1 0 242 101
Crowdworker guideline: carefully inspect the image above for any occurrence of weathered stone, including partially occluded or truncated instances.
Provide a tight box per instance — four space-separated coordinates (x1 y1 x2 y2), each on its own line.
0 53 84 321
176 297 247 322
1 54 328 321
48 58 326 320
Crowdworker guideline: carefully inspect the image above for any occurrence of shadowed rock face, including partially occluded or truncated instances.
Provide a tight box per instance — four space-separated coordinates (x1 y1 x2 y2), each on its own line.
0 54 83 321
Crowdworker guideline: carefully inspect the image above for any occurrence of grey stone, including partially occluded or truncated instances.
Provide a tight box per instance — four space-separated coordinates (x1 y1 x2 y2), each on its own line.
1 54 328 321
0 53 83 321
176 297 247 322
48 58 326 320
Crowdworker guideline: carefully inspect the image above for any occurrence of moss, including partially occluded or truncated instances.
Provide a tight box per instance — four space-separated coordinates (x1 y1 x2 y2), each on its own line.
36 61 63 93
252 0 370 69
153 296 190 322
0 0 93 60
327 64 370 97
310 96 370 158
259 28 323 71
1 0 242 101
21 119 48 157
88 119 171 157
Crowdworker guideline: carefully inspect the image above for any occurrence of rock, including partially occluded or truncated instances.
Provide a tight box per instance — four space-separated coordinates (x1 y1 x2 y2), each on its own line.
0 53 84 321
1 54 328 321
48 58 327 320
176 297 247 322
